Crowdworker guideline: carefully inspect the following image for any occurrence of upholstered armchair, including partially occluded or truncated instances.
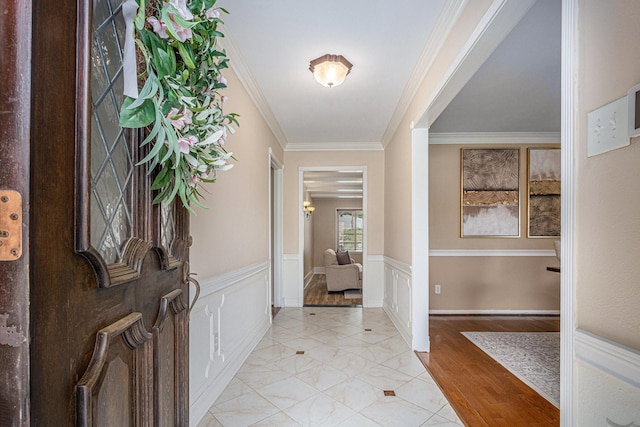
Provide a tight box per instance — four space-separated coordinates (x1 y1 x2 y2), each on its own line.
324 249 362 292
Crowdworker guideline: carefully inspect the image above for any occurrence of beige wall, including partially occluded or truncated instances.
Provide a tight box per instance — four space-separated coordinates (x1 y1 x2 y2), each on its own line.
430 144 558 250
383 0 494 265
384 126 413 264
430 256 559 310
312 198 363 269
190 69 283 278
283 151 384 257
576 0 640 350
429 143 560 311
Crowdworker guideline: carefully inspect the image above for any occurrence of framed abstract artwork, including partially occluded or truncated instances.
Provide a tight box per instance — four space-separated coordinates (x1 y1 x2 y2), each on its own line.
527 147 561 237
461 148 520 237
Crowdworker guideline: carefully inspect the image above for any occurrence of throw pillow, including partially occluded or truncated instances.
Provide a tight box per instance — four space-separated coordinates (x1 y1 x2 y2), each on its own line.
336 251 351 265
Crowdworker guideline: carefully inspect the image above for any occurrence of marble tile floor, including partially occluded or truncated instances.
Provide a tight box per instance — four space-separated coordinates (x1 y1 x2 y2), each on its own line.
197 307 463 427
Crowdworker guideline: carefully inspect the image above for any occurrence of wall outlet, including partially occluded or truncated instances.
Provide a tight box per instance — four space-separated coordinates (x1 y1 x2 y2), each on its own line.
435 285 441 294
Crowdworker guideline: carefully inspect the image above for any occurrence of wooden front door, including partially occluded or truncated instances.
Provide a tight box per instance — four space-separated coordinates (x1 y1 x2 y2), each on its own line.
1 0 190 425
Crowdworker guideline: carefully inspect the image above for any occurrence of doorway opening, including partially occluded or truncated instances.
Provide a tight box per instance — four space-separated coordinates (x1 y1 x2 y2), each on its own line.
299 167 367 308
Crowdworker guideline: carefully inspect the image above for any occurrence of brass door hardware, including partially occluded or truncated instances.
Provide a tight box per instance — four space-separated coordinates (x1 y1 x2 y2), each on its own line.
0 190 22 261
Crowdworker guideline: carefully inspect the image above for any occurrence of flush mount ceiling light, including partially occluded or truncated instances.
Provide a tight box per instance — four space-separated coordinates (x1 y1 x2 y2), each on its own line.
309 54 353 88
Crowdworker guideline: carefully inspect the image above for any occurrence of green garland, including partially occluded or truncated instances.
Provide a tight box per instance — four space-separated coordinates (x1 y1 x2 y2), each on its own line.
119 0 238 212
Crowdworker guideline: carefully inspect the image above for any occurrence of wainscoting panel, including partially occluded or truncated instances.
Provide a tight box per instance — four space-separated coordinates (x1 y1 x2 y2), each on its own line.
383 257 412 346
283 254 301 307
575 329 640 427
189 262 271 426
365 255 384 307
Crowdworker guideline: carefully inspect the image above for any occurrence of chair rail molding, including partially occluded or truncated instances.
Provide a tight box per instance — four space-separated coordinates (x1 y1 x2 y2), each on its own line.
430 249 556 257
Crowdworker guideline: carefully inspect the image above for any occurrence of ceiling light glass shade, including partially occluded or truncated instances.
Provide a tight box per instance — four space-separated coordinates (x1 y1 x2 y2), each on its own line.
309 54 353 88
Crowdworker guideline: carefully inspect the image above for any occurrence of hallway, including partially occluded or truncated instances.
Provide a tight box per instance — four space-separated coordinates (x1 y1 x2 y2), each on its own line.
197 307 462 426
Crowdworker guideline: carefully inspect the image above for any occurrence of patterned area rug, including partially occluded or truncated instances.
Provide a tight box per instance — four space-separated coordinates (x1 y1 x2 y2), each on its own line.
461 331 560 407
343 289 362 299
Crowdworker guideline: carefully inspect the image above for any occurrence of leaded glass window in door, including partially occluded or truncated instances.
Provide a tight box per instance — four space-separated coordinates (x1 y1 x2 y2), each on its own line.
90 0 136 265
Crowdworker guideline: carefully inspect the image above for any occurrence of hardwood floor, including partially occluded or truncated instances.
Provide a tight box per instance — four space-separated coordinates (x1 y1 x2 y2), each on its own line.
303 274 362 306
417 316 560 427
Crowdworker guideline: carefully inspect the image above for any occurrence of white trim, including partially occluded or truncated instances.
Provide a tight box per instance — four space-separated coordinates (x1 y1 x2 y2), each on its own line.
198 261 270 298
429 249 556 257
269 148 284 308
412 128 430 352
283 253 299 261
430 309 561 315
429 132 561 145
269 147 284 169
415 0 537 128
560 0 577 424
285 142 383 152
383 256 412 276
221 33 287 150
575 329 640 389
314 266 326 275
381 0 468 147
368 254 385 263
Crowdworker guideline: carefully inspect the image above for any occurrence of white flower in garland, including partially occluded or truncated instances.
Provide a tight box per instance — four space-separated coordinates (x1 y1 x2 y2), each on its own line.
119 0 239 212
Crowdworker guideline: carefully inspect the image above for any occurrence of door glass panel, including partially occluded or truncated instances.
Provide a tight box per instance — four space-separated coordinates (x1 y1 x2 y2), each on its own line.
91 0 134 264
161 202 176 256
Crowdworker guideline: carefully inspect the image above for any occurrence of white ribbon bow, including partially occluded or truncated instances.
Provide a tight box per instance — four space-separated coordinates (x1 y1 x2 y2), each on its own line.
122 0 139 98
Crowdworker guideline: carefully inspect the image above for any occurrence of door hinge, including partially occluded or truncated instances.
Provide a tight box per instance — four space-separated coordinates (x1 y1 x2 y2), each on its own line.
0 190 22 261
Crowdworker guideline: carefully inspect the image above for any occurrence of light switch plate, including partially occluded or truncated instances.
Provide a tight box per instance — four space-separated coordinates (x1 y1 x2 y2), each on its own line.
587 96 629 157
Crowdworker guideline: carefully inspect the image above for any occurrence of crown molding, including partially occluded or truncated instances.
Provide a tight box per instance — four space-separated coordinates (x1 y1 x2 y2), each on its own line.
381 0 468 148
429 132 561 145
220 31 288 151
285 141 384 152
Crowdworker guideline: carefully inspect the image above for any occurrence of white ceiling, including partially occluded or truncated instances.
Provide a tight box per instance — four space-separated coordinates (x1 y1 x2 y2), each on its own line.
219 0 561 197
220 0 446 147
303 171 363 200
431 0 561 133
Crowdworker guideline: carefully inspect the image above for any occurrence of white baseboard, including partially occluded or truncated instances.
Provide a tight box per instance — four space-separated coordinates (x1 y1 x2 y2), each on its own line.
314 266 326 275
429 309 561 315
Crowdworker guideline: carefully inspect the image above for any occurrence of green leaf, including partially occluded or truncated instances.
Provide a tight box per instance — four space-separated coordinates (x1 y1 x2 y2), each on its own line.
151 164 171 189
138 133 167 165
147 32 175 80
134 0 146 30
127 74 158 109
177 42 196 70
119 97 155 128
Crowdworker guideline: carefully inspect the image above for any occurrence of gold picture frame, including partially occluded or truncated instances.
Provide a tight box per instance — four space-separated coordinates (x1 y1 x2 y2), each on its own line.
461 148 520 237
527 147 561 237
